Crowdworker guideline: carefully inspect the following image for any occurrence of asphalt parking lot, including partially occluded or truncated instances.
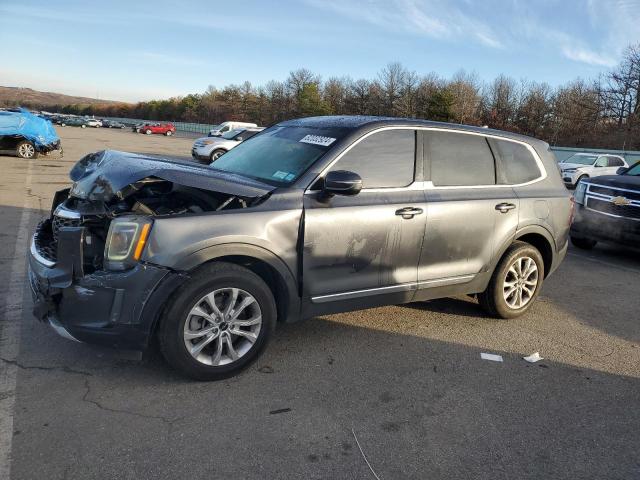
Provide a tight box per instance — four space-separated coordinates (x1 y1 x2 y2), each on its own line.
0 127 639 479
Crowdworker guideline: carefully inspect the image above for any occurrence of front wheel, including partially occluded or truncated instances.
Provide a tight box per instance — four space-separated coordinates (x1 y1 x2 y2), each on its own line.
145 129 152 135
16 140 37 159
575 175 589 187
158 262 276 381
571 236 597 250
165 130 173 136
81 124 86 128
478 241 544 319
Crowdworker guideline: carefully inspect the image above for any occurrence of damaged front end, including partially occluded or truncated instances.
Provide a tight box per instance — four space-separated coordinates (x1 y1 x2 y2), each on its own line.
28 150 273 349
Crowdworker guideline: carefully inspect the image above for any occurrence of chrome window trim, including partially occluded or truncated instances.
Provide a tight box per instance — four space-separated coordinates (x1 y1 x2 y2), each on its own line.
305 126 547 194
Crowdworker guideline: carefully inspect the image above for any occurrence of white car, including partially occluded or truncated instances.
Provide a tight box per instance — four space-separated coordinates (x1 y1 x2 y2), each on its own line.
191 127 264 162
559 153 628 187
208 121 257 137
85 118 103 128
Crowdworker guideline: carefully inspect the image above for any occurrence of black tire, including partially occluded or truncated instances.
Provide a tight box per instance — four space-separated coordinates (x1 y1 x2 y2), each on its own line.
81 124 86 128
158 262 276 381
15 140 38 159
210 149 226 161
571 236 597 250
575 175 589 187
145 129 152 135
478 241 545 319
165 130 173 136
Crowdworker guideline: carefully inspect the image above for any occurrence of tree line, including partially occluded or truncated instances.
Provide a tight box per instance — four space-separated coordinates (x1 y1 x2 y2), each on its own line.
8 43 640 149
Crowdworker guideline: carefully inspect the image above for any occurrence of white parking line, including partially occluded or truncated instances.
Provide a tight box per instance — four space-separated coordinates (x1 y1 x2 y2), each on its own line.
567 252 640 275
0 162 34 479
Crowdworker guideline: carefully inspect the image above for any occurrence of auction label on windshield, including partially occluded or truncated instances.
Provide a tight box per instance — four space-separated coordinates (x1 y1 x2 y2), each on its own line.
299 134 336 147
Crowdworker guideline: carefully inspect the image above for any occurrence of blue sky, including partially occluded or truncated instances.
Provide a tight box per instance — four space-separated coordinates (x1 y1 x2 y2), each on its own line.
1 0 639 102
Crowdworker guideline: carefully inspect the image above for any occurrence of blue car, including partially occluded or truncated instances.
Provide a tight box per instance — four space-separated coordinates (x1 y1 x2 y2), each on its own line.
0 108 61 158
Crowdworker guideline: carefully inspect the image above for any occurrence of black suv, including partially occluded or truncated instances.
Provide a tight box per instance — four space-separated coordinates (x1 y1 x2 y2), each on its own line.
28 116 571 380
571 161 640 249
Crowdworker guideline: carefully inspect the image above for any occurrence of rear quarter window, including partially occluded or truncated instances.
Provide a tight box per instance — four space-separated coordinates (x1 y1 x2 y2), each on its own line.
489 139 541 185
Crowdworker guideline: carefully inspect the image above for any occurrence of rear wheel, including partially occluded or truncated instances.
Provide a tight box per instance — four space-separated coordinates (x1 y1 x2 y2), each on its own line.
16 140 37 159
81 124 86 128
158 262 276 381
145 129 152 135
478 241 544 319
571 236 597 250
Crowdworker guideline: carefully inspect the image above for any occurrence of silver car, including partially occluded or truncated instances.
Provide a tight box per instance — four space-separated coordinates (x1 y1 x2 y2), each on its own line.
29 116 571 380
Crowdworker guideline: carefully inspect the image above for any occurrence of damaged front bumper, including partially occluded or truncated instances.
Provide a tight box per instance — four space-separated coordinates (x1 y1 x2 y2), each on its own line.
28 220 186 350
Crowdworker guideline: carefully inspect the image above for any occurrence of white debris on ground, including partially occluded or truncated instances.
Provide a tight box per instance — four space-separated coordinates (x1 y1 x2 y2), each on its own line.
480 353 504 362
523 352 544 363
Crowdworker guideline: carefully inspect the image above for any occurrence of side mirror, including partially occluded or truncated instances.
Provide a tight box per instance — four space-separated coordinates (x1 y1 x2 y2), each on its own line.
617 167 628 175
235 137 243 142
323 170 362 196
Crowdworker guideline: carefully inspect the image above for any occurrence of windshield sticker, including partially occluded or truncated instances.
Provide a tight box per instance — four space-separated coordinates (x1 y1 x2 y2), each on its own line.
299 134 336 147
272 171 291 180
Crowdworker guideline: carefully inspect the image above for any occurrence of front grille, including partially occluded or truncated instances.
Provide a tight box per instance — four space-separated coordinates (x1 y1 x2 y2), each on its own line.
587 197 640 220
52 215 81 242
34 220 57 263
589 184 640 202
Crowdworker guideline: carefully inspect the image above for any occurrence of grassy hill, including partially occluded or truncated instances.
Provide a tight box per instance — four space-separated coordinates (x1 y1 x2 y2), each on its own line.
0 86 127 107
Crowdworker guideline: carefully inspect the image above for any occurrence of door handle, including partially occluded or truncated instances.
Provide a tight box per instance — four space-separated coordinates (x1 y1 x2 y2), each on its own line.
395 207 424 219
495 202 516 213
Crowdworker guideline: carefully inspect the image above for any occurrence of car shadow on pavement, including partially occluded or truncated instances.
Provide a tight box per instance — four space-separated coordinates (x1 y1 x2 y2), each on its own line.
10 308 640 480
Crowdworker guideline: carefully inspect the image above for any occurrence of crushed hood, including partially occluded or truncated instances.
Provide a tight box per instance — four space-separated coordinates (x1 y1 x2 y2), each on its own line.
69 150 275 201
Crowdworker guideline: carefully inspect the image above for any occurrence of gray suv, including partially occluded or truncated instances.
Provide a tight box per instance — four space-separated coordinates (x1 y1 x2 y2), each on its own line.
28 116 571 380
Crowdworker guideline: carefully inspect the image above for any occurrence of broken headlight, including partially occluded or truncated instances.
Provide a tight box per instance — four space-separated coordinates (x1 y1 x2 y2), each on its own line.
104 217 152 270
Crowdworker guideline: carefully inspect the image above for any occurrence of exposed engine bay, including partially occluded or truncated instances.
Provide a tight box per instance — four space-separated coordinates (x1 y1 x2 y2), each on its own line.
33 150 275 273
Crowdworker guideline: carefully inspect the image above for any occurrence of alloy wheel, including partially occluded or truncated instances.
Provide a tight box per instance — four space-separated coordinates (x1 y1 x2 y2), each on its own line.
503 256 539 309
183 287 262 366
18 143 35 158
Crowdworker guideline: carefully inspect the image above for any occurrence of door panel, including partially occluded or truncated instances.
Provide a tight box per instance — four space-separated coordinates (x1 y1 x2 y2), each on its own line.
303 189 426 300
417 188 518 283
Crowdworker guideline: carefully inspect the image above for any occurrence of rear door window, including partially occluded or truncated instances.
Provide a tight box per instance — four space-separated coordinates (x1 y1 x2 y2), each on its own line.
330 129 416 188
607 156 624 167
489 138 541 185
425 131 495 186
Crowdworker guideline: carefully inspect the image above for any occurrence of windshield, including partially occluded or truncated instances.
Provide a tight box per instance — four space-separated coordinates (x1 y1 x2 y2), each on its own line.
564 154 598 165
624 162 640 176
209 125 348 185
222 129 244 140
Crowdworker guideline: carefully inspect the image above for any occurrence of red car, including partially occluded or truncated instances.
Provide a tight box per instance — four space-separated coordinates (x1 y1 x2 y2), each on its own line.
137 123 176 136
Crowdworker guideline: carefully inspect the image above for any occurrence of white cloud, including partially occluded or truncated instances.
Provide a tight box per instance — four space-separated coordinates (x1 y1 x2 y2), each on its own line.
304 0 503 49
561 46 617 68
